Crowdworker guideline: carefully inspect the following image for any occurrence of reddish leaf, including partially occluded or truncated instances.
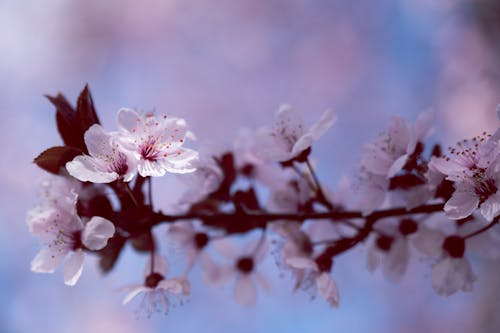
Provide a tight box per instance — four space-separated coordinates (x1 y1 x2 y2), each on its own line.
33 146 82 175
76 84 100 132
46 94 85 150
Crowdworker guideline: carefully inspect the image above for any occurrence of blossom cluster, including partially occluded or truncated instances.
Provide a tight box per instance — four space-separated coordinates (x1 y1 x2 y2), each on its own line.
28 86 500 317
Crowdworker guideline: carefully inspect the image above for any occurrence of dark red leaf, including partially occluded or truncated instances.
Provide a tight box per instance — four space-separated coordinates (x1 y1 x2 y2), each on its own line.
33 146 83 175
46 94 85 150
76 84 100 132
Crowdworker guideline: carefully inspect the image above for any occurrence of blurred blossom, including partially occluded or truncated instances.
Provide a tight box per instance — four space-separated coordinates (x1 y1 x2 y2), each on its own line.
1 0 500 332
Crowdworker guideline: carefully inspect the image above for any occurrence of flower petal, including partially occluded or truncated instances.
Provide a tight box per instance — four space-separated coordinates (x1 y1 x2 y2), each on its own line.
234 276 257 307
444 189 479 220
63 250 85 286
66 156 118 183
316 272 339 307
122 286 149 305
81 216 115 250
431 257 476 296
480 192 500 222
31 248 66 273
309 109 337 141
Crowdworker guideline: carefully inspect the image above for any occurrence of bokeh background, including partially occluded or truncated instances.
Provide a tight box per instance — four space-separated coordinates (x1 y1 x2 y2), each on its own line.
1 0 500 332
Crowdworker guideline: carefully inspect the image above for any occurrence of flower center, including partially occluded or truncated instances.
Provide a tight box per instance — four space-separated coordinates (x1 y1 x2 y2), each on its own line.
473 176 498 203
110 152 129 176
140 138 161 161
194 232 209 250
236 256 254 274
145 272 165 288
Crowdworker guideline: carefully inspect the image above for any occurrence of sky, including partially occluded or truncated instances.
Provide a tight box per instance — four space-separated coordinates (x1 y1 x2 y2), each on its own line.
1 0 499 332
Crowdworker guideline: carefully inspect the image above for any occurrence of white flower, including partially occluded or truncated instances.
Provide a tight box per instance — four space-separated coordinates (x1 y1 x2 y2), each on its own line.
66 124 136 183
122 255 190 318
431 257 476 296
117 108 198 177
256 105 336 162
361 111 433 178
27 176 115 285
167 221 219 279
278 228 340 307
356 111 434 214
431 133 500 221
211 238 270 307
177 154 224 207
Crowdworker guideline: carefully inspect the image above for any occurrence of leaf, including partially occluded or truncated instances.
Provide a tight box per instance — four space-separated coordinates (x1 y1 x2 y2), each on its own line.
98 235 126 274
33 146 83 175
46 94 85 150
76 84 100 132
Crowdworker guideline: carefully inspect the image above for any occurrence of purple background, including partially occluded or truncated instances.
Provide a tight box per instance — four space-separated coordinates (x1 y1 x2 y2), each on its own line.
1 0 499 332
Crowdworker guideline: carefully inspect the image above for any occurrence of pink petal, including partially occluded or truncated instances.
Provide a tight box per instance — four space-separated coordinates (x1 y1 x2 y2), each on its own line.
31 248 66 273
444 189 479 220
316 272 339 307
234 276 257 307
309 109 337 141
480 192 500 222
63 250 85 286
81 216 115 250
122 286 150 305
66 156 118 183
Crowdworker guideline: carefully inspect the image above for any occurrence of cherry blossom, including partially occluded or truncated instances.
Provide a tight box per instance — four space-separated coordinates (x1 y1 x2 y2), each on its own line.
356 112 435 214
117 108 198 177
167 221 220 279
211 238 270 307
122 255 190 317
27 176 115 285
256 104 336 162
431 133 500 221
66 124 136 183
276 226 339 307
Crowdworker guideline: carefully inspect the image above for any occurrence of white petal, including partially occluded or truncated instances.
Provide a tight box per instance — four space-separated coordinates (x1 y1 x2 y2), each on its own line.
444 189 479 220
412 228 445 257
480 192 500 222
122 286 149 305
81 216 115 250
234 276 257 307
382 239 409 283
31 248 66 273
431 257 476 296
316 272 339 307
63 250 85 286
309 109 337 141
66 156 118 183
84 124 114 159
158 278 184 294
117 108 141 133
387 154 408 178
213 239 240 260
254 271 271 294
291 134 314 157
285 256 318 270
429 157 468 180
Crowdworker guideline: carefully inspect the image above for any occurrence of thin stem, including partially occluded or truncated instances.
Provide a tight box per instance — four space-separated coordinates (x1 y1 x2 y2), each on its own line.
464 217 499 240
148 176 153 208
305 158 333 209
122 181 139 207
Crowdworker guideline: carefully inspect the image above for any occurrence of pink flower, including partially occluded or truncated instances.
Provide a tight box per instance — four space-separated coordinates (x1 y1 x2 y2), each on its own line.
27 176 115 285
256 105 336 162
167 221 219 279
431 133 500 221
66 124 136 183
211 239 270 307
117 108 198 177
122 255 190 318
278 228 340 307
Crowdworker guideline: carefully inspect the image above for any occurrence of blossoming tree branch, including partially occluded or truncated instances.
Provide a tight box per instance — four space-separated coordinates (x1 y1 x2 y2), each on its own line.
28 85 500 316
